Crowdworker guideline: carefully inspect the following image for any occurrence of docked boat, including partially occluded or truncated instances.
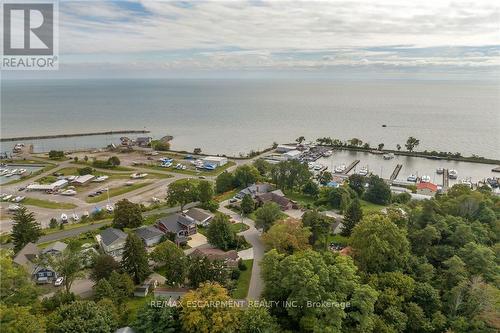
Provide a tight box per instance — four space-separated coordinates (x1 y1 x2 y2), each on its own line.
125 181 135 186
357 166 369 176
383 153 395 160
72 213 79 221
308 162 315 170
106 204 114 213
60 214 68 223
448 169 458 179
323 150 333 157
436 167 444 174
82 211 90 218
334 164 346 173
486 178 499 188
3 195 13 201
407 174 417 182
61 189 77 196
92 175 109 182
421 175 431 183
130 173 148 179
313 164 324 171
461 179 473 189
13 196 25 203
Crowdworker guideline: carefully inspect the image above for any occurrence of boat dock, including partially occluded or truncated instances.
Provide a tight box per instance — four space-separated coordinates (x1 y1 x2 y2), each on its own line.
390 164 403 180
0 130 151 142
343 160 360 174
443 169 449 189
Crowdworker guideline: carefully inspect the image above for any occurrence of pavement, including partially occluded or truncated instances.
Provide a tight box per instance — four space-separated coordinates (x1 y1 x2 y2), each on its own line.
218 200 264 300
187 233 208 248
41 277 94 299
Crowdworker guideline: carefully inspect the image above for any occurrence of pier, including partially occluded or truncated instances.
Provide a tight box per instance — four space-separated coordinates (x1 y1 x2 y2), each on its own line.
343 160 360 174
443 169 449 190
0 130 151 142
390 164 403 180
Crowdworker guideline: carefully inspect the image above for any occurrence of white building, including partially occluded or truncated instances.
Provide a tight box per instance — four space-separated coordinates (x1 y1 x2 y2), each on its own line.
72 174 95 185
26 179 68 191
202 156 228 167
283 150 301 160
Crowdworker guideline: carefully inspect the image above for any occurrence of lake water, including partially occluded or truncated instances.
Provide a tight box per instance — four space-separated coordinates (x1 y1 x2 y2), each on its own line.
1 79 499 158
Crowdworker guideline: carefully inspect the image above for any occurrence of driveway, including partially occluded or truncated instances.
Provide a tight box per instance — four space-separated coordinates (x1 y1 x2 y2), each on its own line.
41 277 94 299
187 233 208 248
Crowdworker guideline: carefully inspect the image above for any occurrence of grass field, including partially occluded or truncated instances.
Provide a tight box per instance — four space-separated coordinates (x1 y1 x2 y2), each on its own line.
23 197 78 209
360 200 385 213
144 160 236 177
232 259 253 299
284 190 317 207
214 189 238 203
231 222 249 233
85 182 152 203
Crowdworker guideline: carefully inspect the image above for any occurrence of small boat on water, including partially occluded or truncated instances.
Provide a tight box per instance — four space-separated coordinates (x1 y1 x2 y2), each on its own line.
436 168 444 174
357 166 369 176
313 164 323 171
407 174 417 182
421 175 431 183
383 153 395 160
60 214 68 223
334 164 346 173
323 150 333 157
449 169 458 179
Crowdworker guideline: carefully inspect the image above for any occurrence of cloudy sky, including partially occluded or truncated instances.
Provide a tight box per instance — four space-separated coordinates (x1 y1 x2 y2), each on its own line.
8 0 500 78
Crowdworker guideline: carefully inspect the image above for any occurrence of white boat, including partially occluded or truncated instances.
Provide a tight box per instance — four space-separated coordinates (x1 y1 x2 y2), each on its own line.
461 179 473 189
383 153 395 160
92 175 109 182
13 196 25 203
61 189 77 196
160 162 172 168
3 195 13 201
17 169 27 175
334 164 346 173
82 211 90 218
421 175 431 183
8 204 21 211
449 169 458 179
106 204 114 213
436 167 444 174
323 150 333 157
313 164 323 171
125 181 135 186
130 173 148 179
308 162 315 170
60 214 68 223
407 174 417 182
72 213 79 221
357 167 368 176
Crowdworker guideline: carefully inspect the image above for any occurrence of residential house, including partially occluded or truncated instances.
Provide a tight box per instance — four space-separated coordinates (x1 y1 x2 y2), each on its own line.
189 248 239 268
97 228 128 258
235 183 272 199
134 226 164 247
255 189 293 210
41 241 67 256
13 242 62 284
135 137 152 147
184 207 214 226
416 182 438 196
156 214 197 243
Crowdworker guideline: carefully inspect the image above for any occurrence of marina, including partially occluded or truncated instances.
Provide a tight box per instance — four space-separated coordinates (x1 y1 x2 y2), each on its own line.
0 164 44 185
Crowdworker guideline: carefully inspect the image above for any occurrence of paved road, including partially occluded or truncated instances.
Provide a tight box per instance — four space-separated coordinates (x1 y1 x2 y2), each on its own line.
218 200 264 300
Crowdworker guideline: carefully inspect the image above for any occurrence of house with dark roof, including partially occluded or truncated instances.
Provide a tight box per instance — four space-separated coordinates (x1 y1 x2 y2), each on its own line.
184 207 214 226
255 189 293 210
235 183 273 199
189 248 239 268
97 228 128 258
134 226 164 247
13 242 63 284
41 241 67 256
156 213 197 243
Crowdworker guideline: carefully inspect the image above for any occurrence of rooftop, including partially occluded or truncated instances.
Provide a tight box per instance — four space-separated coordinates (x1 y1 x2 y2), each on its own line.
100 228 128 246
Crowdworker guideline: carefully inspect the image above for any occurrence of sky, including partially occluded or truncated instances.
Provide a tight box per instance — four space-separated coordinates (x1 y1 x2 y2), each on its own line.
3 0 500 79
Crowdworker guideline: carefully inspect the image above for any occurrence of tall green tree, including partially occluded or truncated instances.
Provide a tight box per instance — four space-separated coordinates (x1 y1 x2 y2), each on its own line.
121 233 150 284
112 199 143 229
341 198 363 237
240 194 255 215
405 136 420 152
187 257 228 288
150 240 188 286
302 180 319 197
0 304 45 333
197 180 214 204
348 174 366 196
133 301 180 333
233 165 260 188
44 246 84 294
0 249 38 306
261 218 311 254
255 202 282 231
90 254 120 281
206 214 235 251
301 210 332 250
364 175 391 205
166 179 198 211
239 306 278 333
350 214 410 273
11 207 42 252
215 171 235 194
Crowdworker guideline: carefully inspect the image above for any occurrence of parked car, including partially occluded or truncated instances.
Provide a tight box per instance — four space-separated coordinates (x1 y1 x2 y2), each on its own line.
54 277 64 286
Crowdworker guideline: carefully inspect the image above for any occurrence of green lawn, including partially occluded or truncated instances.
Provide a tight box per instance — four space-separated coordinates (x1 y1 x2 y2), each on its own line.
231 223 249 233
23 197 77 209
214 189 238 203
144 160 236 177
360 200 385 213
85 182 152 203
42 218 112 235
232 259 253 299
284 191 317 208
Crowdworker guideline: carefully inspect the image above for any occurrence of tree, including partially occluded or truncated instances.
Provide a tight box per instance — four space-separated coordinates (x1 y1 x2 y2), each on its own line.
0 304 45 333
112 199 143 229
180 283 240 333
350 214 410 273
459 242 497 282
197 180 214 204
270 160 311 191
166 179 197 211
239 306 278 333
302 180 319 197
341 198 363 236
206 214 235 251
0 249 38 306
262 218 311 254
233 165 260 188
187 257 228 288
348 173 366 197
253 159 271 177
121 233 150 284
240 194 255 215
215 171 235 194
49 217 58 229
193 147 202 154
396 144 402 151
93 278 115 302
378 143 385 150
133 301 180 333
150 240 188 286
43 246 84 294
77 166 93 175
95 271 134 304
46 300 118 333
301 210 332 249
11 207 42 252
405 136 420 152
348 138 363 146
255 202 282 231
48 150 64 159
107 156 121 166
318 171 333 185
296 136 306 144
90 254 120 281
364 175 391 205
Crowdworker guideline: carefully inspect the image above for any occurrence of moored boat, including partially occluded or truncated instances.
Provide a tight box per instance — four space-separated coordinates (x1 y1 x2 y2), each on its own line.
448 169 458 179
436 167 444 174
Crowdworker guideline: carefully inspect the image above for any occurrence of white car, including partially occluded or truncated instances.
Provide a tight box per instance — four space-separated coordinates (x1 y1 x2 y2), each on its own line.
54 277 64 286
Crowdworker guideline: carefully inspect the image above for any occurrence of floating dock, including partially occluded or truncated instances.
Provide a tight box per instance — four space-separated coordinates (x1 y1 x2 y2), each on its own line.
0 130 151 142
343 160 360 174
443 169 449 189
390 164 403 180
